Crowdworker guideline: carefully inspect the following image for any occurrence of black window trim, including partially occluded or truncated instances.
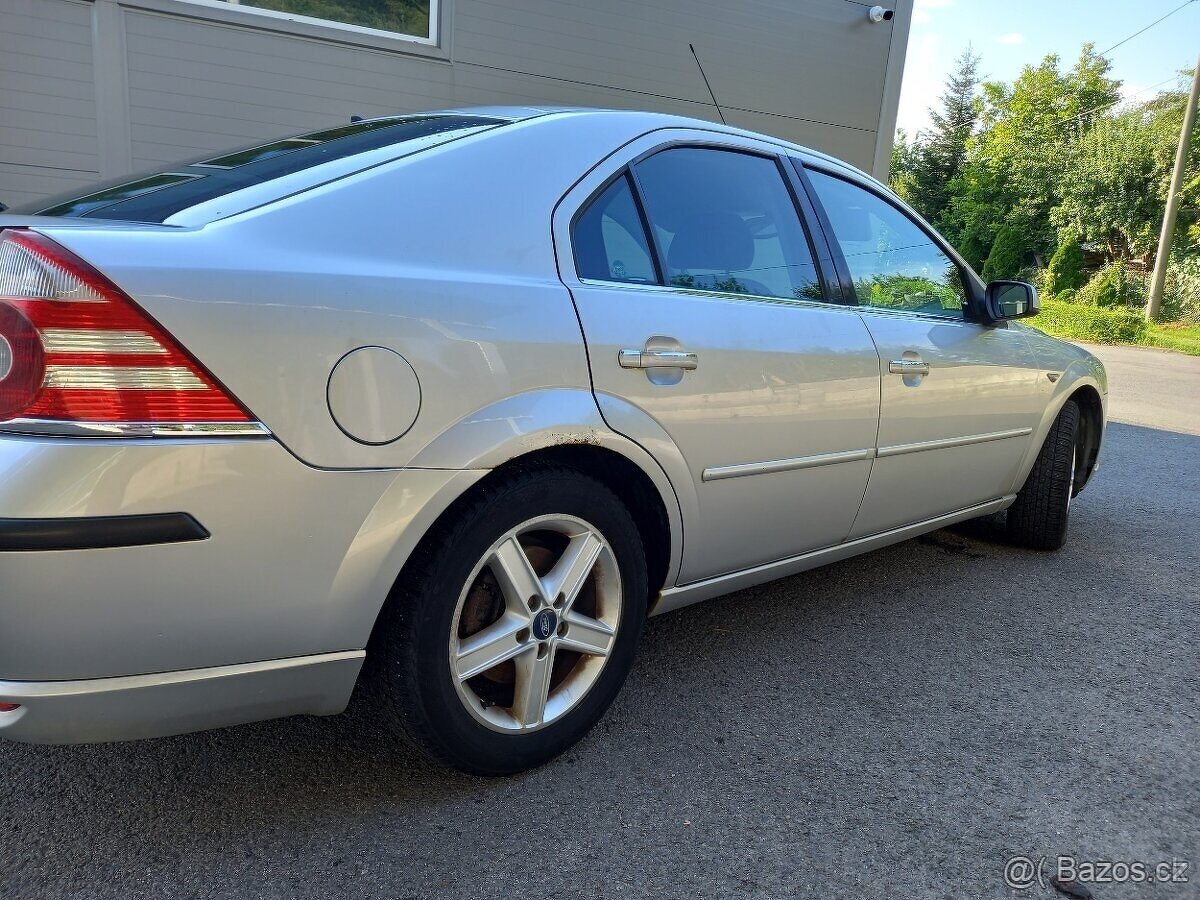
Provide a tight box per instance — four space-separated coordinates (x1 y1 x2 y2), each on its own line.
796 159 992 325
569 139 843 309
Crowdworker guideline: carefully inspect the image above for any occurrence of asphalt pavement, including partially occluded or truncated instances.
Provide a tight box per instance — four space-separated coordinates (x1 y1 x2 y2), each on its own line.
2 342 1197 900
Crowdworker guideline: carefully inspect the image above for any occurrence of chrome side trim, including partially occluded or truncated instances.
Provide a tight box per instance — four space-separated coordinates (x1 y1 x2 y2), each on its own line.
0 419 272 438
702 447 875 482
876 427 1032 459
651 496 1016 616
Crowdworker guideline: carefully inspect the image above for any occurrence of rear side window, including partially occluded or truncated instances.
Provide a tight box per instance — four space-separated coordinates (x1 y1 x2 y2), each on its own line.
633 148 822 302
16 115 504 223
573 174 657 285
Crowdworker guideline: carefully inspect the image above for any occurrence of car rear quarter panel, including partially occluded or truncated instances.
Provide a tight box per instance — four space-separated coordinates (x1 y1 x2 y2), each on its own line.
37 114 652 472
0 435 483 680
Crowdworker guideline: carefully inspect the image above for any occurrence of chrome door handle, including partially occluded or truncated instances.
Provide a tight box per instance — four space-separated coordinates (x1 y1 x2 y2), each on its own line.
618 348 699 370
889 359 930 376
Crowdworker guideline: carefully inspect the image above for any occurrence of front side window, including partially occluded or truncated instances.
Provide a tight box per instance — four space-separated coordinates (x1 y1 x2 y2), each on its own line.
633 148 822 302
187 1 433 40
573 174 657 285
806 169 967 319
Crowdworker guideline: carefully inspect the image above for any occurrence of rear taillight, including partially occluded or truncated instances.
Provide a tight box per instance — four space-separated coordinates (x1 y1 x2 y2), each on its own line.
0 230 265 436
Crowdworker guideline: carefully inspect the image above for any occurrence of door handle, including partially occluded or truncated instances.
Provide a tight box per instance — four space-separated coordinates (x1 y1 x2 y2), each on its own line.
889 358 930 376
618 348 699 370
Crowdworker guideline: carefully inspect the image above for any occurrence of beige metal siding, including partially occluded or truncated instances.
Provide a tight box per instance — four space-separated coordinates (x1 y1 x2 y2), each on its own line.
122 7 457 168
453 0 892 132
0 0 98 206
0 0 909 207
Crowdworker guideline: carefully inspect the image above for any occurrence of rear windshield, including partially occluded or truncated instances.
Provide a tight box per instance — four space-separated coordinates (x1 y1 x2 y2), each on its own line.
15 115 504 223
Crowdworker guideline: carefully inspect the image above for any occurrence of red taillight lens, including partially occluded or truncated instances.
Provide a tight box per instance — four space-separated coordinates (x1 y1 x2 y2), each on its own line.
0 703 20 713
0 301 44 419
0 230 255 430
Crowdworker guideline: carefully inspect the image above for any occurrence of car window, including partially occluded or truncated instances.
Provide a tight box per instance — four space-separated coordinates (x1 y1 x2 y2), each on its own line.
573 174 657 284
633 148 822 302
806 169 967 319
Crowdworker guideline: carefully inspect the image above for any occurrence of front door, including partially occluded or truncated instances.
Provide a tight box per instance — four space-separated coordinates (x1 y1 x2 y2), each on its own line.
560 139 881 583
802 166 1043 537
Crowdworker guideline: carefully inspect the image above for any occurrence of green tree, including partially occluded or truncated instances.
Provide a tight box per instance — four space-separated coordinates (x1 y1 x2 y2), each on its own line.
906 48 981 231
952 45 1121 265
982 225 1026 281
1053 111 1168 260
889 128 920 204
1044 230 1086 297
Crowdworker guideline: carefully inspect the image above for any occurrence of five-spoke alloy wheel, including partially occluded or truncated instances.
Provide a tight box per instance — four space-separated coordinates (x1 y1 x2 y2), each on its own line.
370 466 648 775
450 515 621 732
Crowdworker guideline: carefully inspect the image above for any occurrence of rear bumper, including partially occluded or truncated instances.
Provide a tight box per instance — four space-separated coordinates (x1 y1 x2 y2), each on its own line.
0 432 483 688
0 651 363 744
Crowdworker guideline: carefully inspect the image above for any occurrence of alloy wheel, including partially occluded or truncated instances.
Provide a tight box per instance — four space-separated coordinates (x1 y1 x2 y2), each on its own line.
449 514 622 732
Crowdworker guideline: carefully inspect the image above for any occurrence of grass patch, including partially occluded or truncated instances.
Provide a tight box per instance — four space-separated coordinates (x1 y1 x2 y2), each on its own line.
1141 324 1200 355
1032 300 1147 344
1029 300 1200 356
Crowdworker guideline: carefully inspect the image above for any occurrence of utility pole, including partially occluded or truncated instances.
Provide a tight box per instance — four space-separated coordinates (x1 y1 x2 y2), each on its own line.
1147 52 1200 321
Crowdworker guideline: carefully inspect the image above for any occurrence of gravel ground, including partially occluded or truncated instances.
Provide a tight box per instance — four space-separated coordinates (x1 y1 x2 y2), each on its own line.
2 344 1196 900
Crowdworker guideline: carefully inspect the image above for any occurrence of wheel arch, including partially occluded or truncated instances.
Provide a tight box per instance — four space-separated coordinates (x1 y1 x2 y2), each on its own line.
1010 371 1107 496
1068 383 1104 493
360 443 677 664
340 389 685 659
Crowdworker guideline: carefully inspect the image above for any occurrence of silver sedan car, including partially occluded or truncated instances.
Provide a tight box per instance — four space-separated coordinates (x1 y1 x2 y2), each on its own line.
0 108 1106 774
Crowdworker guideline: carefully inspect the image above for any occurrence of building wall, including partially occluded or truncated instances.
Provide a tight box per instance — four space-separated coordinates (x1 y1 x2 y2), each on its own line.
0 0 911 208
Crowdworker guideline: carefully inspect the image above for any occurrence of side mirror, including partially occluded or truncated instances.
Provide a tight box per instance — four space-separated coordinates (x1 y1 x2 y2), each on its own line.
984 280 1039 321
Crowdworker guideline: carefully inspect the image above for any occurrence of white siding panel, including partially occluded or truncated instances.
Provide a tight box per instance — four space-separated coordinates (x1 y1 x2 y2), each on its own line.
1 0 902 202
0 162 96 209
453 0 892 133
123 8 457 168
449 63 714 117
0 0 99 202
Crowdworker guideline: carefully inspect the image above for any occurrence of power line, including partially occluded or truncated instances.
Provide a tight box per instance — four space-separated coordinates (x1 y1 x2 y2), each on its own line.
1100 0 1198 55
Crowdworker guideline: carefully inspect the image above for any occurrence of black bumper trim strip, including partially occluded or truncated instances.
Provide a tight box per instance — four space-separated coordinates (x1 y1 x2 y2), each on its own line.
0 513 209 551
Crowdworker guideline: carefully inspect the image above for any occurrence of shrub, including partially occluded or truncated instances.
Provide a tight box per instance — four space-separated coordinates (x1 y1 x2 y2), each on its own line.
1033 299 1147 344
981 225 1026 282
1044 232 1086 297
1074 261 1142 308
957 226 991 274
1162 254 1200 324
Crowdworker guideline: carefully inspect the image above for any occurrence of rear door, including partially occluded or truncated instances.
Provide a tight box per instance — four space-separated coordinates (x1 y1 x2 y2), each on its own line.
800 163 1042 537
556 133 881 584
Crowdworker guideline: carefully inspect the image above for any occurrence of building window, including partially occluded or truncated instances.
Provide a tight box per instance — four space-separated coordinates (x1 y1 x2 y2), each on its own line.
195 0 434 42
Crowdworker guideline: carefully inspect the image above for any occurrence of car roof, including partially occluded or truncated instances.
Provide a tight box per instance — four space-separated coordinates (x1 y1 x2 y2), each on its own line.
2 107 880 230
430 106 877 182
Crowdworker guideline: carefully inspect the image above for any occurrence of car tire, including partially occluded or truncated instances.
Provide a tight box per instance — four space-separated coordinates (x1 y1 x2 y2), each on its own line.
1006 400 1080 551
368 464 648 775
